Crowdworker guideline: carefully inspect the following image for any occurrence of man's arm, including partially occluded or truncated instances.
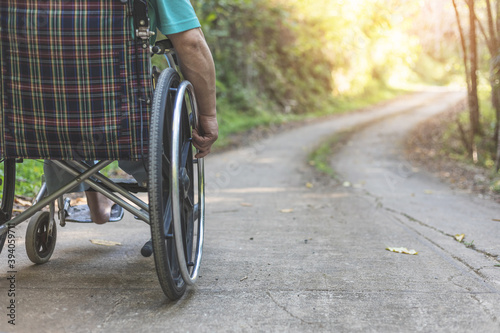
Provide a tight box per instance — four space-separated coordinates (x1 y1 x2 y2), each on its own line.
167 28 218 158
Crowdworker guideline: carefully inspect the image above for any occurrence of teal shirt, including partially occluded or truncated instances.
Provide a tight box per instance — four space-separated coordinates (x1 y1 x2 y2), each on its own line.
148 0 200 35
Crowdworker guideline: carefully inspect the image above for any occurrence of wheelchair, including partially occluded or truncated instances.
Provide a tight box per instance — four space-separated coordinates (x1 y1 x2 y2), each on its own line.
0 0 205 300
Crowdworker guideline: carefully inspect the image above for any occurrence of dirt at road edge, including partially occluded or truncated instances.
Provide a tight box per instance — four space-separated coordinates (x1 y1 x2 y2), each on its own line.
404 100 500 204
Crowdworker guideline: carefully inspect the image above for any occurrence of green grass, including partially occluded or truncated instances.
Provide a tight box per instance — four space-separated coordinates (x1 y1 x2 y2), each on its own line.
308 134 346 179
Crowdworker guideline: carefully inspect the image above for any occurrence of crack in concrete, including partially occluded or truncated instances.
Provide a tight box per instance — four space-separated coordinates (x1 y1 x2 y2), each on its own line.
470 293 499 323
359 188 500 273
266 290 314 325
382 206 500 324
353 189 500 295
387 207 500 265
387 210 499 293
102 296 125 326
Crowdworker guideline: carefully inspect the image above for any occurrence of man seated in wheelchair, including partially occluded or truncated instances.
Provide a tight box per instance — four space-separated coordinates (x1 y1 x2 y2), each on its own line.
40 0 218 224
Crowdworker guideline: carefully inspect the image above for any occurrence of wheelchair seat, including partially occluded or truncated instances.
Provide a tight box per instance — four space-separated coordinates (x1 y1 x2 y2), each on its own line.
0 0 152 160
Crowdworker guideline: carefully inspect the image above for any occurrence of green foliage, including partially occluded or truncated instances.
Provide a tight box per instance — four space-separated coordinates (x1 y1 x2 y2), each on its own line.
6 160 44 198
492 179 500 193
194 0 334 117
411 52 462 86
189 0 424 149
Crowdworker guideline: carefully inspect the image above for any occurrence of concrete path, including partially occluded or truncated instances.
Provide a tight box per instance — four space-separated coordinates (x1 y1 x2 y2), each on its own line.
1 89 499 332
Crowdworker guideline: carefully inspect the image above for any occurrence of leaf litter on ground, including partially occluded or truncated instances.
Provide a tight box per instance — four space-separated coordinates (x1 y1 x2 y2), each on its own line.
386 247 418 255
90 239 122 246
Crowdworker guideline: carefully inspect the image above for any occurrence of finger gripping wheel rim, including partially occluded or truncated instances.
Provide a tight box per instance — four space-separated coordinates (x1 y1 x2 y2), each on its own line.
26 211 57 264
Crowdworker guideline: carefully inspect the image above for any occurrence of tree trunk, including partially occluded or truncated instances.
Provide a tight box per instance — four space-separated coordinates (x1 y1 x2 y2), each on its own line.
491 78 500 171
452 0 473 156
467 0 480 161
494 74 500 171
495 0 500 172
496 120 500 172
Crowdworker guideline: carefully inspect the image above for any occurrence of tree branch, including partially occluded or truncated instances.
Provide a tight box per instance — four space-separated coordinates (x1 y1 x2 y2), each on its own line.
486 0 498 50
456 116 472 157
475 13 496 55
452 0 471 90
496 0 500 37
470 2 496 55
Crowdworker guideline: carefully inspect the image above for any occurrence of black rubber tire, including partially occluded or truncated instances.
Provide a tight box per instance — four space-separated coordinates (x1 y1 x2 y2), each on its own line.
0 159 16 254
25 211 57 264
149 68 186 300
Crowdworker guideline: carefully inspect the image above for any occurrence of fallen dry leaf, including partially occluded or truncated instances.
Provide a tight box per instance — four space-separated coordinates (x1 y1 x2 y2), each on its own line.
240 202 253 207
305 182 314 188
280 208 294 213
493 219 500 222
71 197 87 205
386 247 418 255
424 190 433 194
90 239 122 246
14 197 32 207
454 234 465 242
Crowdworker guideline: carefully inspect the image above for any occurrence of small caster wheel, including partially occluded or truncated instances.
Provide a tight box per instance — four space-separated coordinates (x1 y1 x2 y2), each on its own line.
26 211 57 264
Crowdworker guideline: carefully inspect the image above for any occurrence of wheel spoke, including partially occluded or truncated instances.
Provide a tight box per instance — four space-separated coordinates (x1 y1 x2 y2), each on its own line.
39 243 47 253
163 195 173 239
162 153 170 180
180 141 191 168
184 195 194 210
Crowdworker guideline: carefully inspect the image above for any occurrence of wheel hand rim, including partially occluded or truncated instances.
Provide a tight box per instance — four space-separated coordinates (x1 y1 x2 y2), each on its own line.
171 81 204 285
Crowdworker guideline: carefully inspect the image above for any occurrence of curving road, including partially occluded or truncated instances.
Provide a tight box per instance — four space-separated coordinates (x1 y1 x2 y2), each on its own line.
1 88 500 332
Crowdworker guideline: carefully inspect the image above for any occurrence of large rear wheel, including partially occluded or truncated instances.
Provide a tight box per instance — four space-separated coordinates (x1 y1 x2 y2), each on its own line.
149 68 205 300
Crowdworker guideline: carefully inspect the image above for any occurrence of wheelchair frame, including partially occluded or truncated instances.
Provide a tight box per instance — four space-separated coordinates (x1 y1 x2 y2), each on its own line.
0 1 206 301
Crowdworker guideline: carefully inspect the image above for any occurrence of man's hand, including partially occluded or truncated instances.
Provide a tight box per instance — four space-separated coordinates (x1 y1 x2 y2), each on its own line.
168 28 218 158
192 114 218 158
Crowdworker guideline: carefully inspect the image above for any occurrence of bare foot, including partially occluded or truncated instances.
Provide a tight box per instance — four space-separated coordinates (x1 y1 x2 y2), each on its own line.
85 191 114 224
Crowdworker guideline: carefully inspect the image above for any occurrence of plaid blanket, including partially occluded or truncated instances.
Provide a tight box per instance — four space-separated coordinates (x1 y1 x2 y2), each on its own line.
0 0 152 160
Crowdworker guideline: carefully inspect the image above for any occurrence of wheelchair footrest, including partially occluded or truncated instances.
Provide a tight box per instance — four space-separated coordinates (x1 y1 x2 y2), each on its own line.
64 204 124 223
